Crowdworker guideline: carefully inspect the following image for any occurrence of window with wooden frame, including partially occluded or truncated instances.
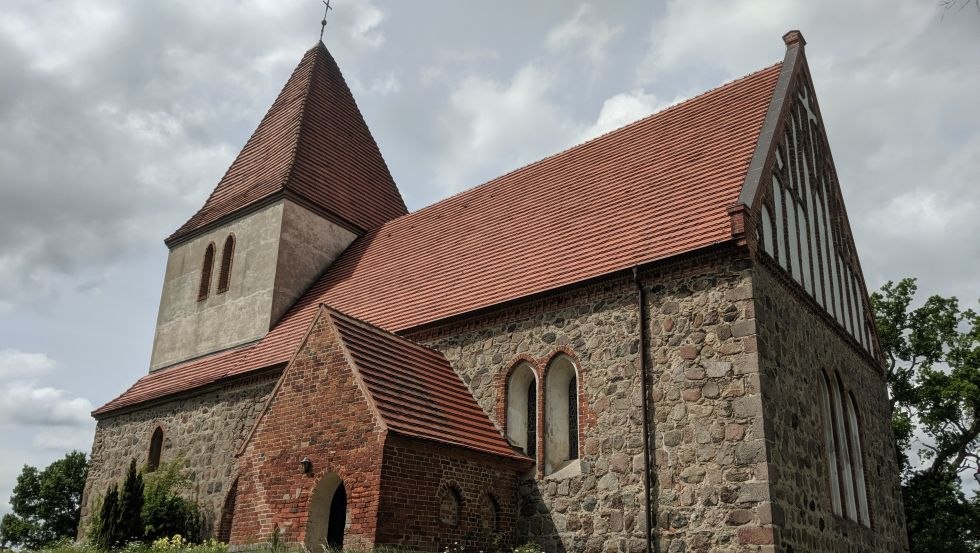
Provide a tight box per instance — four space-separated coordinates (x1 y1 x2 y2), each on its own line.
217 235 235 294
198 243 215 301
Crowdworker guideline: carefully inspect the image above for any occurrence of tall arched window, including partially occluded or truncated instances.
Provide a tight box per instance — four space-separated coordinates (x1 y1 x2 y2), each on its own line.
821 373 870 526
148 426 163 472
198 243 215 301
847 393 870 526
217 235 235 294
819 374 842 515
506 363 537 459
544 355 579 475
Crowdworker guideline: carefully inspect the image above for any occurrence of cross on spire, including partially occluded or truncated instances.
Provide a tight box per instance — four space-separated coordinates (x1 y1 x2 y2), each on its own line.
319 0 332 41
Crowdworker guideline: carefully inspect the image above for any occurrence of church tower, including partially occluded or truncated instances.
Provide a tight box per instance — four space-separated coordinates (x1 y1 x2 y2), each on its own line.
149 42 406 371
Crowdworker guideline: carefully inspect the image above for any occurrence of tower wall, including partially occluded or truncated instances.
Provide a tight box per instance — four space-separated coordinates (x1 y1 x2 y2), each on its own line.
150 199 357 371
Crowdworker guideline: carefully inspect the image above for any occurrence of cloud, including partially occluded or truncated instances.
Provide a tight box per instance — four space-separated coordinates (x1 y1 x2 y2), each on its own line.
547 4 622 65
0 349 56 380
580 89 664 141
0 381 93 428
434 64 577 193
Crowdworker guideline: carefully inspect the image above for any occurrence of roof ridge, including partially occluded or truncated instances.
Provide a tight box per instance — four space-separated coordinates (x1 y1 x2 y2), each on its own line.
279 43 323 199
321 304 446 357
395 61 783 224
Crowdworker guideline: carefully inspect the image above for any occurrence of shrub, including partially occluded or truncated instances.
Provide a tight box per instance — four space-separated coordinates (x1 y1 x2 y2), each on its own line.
141 461 203 543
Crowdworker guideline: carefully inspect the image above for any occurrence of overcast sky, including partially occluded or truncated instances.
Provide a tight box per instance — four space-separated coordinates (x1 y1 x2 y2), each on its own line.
0 0 977 515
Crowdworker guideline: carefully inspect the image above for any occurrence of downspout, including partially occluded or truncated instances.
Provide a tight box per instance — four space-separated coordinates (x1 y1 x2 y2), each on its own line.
633 266 654 553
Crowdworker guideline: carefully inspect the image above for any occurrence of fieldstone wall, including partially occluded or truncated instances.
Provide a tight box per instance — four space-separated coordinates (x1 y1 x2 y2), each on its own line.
80 373 278 537
411 250 775 553
641 253 774 553
411 277 645 553
753 261 908 552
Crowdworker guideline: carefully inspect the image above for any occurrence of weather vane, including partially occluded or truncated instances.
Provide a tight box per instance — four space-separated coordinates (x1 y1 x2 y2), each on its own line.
319 0 332 41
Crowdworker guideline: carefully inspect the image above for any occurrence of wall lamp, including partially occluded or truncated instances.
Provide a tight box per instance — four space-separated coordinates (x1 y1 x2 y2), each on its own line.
300 456 313 475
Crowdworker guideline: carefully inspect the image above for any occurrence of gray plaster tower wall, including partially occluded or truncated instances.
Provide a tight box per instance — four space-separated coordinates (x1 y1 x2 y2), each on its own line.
149 199 357 371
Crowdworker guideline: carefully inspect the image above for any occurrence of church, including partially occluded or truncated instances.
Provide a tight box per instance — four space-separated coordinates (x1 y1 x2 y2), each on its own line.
80 30 909 553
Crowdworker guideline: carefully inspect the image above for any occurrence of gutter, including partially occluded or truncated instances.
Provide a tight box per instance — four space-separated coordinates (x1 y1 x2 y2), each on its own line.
633 266 654 553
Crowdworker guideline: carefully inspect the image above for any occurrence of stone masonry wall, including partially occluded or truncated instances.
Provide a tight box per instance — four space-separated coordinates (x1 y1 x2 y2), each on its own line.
376 434 525 552
641 252 773 553
81 374 277 537
753 261 908 552
411 277 644 553
411 249 775 553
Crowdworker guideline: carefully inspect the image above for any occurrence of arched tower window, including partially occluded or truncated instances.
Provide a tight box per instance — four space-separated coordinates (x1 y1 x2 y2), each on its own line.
147 427 163 472
217 235 235 294
506 363 537 459
820 373 870 526
544 355 579 474
198 243 215 301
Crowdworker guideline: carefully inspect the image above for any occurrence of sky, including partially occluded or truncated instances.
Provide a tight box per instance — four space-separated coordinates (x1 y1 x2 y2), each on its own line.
0 0 978 516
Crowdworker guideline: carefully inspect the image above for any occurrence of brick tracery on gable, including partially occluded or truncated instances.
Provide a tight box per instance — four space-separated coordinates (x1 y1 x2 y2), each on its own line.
748 58 879 360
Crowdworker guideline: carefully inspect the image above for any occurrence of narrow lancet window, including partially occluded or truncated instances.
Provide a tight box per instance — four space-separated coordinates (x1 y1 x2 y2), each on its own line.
544 355 579 474
217 235 235 294
148 426 163 472
198 243 215 301
506 363 537 459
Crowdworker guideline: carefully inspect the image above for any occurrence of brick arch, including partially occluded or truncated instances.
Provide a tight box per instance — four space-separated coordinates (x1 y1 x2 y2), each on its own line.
436 480 464 528
542 352 581 474
494 355 540 429
305 471 347 551
217 476 239 543
500 358 539 458
478 489 502 535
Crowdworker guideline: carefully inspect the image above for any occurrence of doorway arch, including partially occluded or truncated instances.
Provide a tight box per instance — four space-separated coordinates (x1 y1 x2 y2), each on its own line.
306 473 346 551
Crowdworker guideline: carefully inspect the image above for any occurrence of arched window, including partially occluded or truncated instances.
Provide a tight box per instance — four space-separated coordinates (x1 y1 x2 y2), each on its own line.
198 243 215 301
847 393 870 526
818 374 842 515
217 235 235 294
506 363 537 459
544 355 579 474
147 427 163 472
439 484 463 527
821 373 870 526
829 373 856 520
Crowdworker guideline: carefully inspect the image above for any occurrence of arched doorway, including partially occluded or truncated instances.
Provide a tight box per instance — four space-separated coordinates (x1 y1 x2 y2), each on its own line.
306 473 346 551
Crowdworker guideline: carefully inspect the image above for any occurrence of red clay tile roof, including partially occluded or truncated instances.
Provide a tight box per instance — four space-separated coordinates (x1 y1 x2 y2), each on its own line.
95 61 782 416
324 308 524 459
166 42 407 245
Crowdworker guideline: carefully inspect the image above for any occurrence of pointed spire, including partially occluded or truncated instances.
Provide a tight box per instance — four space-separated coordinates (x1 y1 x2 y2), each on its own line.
167 42 407 246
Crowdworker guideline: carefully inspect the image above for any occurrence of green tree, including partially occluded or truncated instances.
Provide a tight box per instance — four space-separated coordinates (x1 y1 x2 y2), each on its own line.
0 451 88 549
116 460 144 544
871 278 980 553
